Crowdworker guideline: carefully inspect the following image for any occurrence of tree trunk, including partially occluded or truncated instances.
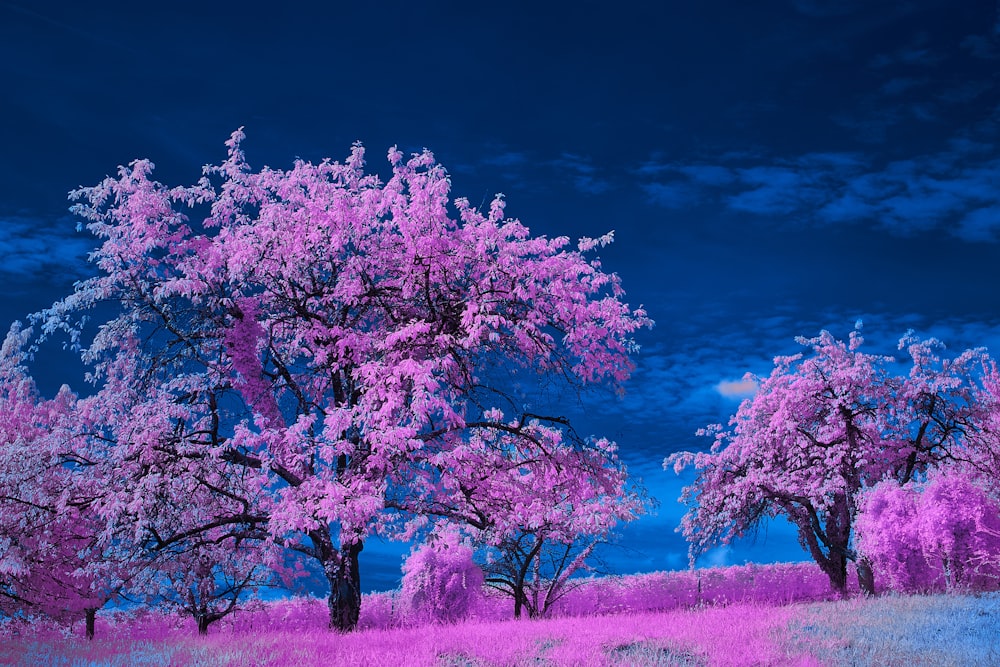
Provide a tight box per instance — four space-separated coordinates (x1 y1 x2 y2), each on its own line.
326 540 363 632
197 613 210 635
84 607 97 640
795 494 855 597
856 557 876 597
820 551 848 596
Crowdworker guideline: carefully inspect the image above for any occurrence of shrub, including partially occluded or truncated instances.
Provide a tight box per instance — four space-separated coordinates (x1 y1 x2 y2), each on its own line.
400 533 484 624
857 469 1000 593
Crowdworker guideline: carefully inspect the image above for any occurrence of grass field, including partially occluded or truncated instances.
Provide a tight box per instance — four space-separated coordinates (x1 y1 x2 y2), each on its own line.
3 591 998 666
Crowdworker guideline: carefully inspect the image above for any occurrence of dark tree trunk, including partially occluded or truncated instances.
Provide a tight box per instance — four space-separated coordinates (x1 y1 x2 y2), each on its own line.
326 540 363 632
821 551 849 595
197 612 210 635
793 496 851 597
857 557 876 597
513 588 524 619
84 607 97 640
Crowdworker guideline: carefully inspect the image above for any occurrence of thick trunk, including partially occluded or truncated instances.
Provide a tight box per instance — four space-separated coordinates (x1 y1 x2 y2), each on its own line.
857 557 876 597
84 607 97 640
821 551 849 595
794 497 851 597
326 540 363 632
197 613 210 635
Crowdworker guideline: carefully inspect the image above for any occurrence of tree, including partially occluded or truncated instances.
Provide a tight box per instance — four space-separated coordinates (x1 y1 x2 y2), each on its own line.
0 324 141 639
400 529 483 624
665 325 992 597
153 539 272 635
481 529 604 619
394 405 648 618
856 468 1000 592
37 130 652 631
666 327 891 595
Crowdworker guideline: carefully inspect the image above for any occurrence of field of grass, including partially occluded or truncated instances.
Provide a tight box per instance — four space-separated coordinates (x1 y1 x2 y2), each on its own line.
3 591 998 666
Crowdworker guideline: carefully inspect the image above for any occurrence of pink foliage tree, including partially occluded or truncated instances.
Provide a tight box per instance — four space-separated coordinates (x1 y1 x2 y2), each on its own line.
0 324 143 639
36 130 652 631
666 325 995 597
397 407 648 618
856 468 1000 592
400 529 483 624
152 539 274 635
480 528 606 619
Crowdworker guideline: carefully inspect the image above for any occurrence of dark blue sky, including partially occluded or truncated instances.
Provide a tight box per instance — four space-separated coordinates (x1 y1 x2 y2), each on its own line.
3 0 1000 591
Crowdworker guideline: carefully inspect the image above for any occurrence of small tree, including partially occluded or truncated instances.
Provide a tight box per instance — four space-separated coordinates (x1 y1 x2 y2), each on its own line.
857 469 1000 592
400 530 483 624
481 528 607 619
399 414 648 618
154 539 271 635
667 326 994 597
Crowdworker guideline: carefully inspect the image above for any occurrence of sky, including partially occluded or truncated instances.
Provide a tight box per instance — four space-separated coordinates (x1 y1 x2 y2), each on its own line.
2 0 1000 592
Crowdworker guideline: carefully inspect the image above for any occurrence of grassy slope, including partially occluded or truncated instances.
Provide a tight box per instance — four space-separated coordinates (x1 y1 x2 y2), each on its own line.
3 592 998 666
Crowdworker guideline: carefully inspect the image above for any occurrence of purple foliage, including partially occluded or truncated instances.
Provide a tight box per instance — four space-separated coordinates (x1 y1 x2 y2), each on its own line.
857 469 1000 593
400 532 484 624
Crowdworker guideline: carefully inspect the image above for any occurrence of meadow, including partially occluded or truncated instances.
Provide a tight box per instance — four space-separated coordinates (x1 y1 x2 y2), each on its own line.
3 562 998 666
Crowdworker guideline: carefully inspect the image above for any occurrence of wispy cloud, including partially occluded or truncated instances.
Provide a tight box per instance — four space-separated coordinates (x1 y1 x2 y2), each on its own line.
881 77 929 96
0 215 93 285
963 33 1000 59
870 45 944 69
547 153 612 195
481 151 529 168
464 148 615 197
638 130 1000 241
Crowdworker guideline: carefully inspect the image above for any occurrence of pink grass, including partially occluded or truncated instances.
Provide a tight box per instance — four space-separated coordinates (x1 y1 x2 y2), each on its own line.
1 602 821 666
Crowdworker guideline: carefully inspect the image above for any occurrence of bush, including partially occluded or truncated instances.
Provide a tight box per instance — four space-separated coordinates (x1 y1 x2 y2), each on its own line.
857 469 1000 593
400 533 484 624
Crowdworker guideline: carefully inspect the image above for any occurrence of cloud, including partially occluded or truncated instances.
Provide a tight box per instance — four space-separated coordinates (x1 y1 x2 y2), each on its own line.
0 215 93 284
548 153 612 195
639 137 1000 241
881 77 928 96
640 182 698 209
481 151 528 168
468 149 615 197
715 379 759 400
678 165 737 187
962 34 1000 60
869 44 944 69
700 545 733 568
937 80 994 104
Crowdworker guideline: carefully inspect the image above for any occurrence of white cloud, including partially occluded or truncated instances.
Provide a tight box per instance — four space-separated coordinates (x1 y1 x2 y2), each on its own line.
715 379 759 400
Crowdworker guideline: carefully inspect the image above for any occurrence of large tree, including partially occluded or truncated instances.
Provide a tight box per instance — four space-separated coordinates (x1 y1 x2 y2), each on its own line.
37 130 651 631
666 326 992 596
